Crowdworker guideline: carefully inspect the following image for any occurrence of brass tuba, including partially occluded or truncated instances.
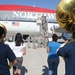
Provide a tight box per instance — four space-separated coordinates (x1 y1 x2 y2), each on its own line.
56 0 75 32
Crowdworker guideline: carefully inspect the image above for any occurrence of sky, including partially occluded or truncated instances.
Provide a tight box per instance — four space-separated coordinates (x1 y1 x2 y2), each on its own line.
0 0 60 10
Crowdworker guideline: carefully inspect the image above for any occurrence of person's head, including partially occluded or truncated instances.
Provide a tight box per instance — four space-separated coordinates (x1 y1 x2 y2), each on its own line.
15 33 24 46
8 36 13 42
52 34 58 42
0 23 7 42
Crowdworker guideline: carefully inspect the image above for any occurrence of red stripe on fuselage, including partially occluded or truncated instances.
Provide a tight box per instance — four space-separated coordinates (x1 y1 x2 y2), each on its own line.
0 4 56 13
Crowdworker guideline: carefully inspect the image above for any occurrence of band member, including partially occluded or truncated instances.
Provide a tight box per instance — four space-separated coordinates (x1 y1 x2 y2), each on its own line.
0 23 18 75
57 32 75 75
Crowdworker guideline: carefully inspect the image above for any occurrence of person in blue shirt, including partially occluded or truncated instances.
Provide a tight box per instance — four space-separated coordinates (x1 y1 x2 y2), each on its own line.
57 32 75 75
46 34 60 75
0 23 18 75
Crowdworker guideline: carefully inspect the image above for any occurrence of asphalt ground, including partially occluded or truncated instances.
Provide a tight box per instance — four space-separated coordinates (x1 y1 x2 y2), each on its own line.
10 43 65 75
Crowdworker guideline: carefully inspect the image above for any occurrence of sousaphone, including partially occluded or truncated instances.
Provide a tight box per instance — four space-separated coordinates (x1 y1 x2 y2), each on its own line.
56 0 75 32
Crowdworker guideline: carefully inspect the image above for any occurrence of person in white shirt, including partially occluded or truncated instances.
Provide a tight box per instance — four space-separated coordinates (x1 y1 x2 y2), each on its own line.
12 33 26 75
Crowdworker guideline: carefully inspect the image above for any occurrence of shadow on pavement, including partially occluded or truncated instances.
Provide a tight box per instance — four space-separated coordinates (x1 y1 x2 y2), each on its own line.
42 66 48 75
21 66 28 75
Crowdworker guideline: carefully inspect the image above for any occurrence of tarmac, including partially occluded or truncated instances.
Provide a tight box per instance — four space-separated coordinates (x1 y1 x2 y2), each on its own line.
10 43 65 75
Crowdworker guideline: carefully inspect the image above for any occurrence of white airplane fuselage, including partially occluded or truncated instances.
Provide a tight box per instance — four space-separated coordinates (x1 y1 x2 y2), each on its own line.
0 21 60 35
0 5 60 36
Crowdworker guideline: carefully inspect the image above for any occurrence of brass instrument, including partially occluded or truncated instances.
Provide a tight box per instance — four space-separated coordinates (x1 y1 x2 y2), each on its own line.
8 61 13 69
56 0 75 60
0 23 12 69
56 0 75 32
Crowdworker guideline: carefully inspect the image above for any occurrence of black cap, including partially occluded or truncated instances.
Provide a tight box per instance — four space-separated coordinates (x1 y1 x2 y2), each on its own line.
62 31 70 41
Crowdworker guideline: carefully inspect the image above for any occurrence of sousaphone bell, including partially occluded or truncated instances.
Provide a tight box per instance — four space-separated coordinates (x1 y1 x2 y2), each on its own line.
56 0 75 32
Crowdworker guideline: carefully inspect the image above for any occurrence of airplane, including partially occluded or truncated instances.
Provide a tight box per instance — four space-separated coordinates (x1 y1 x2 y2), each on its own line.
0 4 60 40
